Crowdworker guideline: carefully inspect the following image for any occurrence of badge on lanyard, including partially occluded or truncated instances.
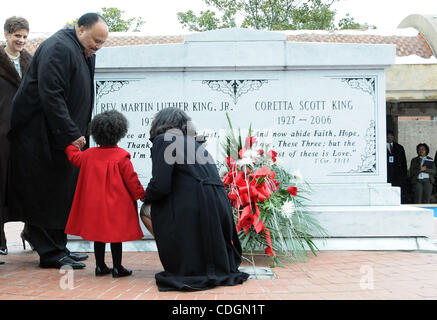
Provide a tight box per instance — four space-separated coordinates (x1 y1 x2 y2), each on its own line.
389 156 394 163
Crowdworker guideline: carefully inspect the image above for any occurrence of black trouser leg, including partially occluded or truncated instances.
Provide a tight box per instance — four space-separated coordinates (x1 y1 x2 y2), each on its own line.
94 242 106 268
27 224 67 263
110 242 122 269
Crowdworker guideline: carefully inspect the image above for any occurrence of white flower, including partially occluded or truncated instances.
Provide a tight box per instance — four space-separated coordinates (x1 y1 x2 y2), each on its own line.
281 200 295 218
292 169 303 184
238 157 254 167
219 165 229 177
244 149 260 160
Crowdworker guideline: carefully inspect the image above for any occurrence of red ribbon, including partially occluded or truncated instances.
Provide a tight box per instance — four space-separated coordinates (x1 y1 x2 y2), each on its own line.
263 229 276 257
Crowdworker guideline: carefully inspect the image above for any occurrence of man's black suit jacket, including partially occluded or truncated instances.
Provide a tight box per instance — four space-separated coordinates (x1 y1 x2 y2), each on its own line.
387 142 407 187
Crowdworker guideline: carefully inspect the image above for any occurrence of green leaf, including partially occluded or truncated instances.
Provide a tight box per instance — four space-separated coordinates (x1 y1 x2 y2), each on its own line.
176 0 370 32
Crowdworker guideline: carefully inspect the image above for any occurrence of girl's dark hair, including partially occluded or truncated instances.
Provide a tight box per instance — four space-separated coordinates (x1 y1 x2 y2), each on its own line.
90 110 128 146
4 16 29 34
149 107 192 139
416 143 430 155
77 12 106 29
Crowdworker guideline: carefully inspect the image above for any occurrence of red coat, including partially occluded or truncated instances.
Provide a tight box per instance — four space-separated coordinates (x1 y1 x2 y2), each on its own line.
64 145 145 243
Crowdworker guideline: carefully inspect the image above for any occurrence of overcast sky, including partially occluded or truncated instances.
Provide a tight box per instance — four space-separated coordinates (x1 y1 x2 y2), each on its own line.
1 0 436 35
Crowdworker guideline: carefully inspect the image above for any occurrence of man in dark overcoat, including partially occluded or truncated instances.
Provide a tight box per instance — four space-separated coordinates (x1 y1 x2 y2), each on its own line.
7 13 108 269
386 130 408 203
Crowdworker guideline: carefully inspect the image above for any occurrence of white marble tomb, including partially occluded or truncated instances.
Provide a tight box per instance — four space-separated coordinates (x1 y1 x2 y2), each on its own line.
67 28 435 252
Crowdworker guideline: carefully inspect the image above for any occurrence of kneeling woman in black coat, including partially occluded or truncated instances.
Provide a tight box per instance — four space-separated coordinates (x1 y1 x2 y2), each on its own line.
142 107 249 291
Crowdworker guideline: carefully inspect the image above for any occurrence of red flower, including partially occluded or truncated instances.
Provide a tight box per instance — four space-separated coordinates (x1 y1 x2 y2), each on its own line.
264 246 276 257
244 136 257 149
267 150 277 162
238 148 247 159
287 186 298 196
226 156 236 169
238 205 255 232
257 149 264 155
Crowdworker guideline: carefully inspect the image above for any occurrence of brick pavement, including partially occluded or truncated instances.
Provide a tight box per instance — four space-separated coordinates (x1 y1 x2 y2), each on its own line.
1 222 437 301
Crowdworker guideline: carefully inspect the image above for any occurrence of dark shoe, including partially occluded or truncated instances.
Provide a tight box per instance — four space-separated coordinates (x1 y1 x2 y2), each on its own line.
20 231 35 251
39 256 86 269
112 266 132 278
95 265 112 276
0 231 7 255
68 252 89 261
0 260 4 265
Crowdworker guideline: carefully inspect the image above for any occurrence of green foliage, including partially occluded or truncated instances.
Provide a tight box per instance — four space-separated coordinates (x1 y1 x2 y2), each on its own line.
66 7 145 32
337 13 376 30
177 0 373 32
64 19 78 28
99 7 145 32
177 9 235 32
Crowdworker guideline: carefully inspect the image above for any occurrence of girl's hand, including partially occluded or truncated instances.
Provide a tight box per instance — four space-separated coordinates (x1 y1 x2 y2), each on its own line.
71 136 86 149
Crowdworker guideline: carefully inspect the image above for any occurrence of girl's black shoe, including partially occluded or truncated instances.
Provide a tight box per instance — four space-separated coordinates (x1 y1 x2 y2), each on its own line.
95 265 111 276
112 266 132 278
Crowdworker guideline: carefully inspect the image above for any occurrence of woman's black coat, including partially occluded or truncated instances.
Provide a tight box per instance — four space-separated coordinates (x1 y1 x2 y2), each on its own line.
144 132 249 291
7 28 95 229
0 46 31 224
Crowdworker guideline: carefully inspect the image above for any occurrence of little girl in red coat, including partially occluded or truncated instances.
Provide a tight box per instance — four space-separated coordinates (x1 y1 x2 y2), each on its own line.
65 110 145 278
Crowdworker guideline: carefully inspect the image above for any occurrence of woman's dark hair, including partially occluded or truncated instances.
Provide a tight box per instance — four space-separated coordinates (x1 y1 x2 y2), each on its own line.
90 110 128 146
77 12 106 29
4 16 29 34
416 143 430 155
149 107 192 139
